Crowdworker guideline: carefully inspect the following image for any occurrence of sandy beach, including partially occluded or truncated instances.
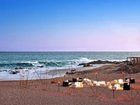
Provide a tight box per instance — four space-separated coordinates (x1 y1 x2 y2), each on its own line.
1 0 140 104
0 64 140 105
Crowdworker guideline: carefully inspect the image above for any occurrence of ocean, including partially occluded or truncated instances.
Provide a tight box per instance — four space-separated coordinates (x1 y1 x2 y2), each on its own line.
0 52 140 80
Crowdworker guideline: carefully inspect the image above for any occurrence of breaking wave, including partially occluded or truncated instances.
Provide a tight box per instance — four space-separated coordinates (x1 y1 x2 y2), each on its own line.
0 57 93 68
39 57 93 67
0 57 126 69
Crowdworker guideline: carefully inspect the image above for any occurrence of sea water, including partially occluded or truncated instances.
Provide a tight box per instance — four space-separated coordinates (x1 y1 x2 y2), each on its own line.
0 52 140 80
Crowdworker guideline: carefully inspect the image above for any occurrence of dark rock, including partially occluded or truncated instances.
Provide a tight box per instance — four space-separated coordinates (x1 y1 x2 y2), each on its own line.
37 65 44 68
9 70 19 74
66 69 76 74
78 63 92 67
78 60 123 67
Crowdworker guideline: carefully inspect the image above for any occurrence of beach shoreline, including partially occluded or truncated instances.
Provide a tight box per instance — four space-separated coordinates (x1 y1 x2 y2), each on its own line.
0 64 108 81
1 64 140 105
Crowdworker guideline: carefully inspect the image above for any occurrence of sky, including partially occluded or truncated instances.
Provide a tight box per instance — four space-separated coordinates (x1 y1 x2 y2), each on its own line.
0 0 140 51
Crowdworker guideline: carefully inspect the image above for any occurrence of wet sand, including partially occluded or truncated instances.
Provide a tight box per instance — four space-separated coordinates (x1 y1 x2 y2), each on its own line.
0 64 140 105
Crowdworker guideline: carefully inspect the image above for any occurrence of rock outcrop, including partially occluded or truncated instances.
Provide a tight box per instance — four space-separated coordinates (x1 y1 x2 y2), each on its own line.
78 60 124 67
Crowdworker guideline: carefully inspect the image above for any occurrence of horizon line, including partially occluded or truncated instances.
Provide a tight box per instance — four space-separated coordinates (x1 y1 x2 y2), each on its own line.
0 50 140 53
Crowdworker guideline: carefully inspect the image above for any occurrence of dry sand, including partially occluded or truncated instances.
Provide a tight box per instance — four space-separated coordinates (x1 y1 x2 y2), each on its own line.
0 64 140 105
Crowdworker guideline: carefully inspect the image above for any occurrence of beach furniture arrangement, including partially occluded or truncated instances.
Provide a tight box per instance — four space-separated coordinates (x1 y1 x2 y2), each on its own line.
62 77 136 91
125 77 135 83
108 79 124 90
63 78 84 88
63 80 72 87
123 82 130 90
106 78 135 91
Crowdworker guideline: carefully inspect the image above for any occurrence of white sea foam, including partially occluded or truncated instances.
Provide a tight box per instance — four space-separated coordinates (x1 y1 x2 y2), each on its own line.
106 59 126 62
0 64 106 81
